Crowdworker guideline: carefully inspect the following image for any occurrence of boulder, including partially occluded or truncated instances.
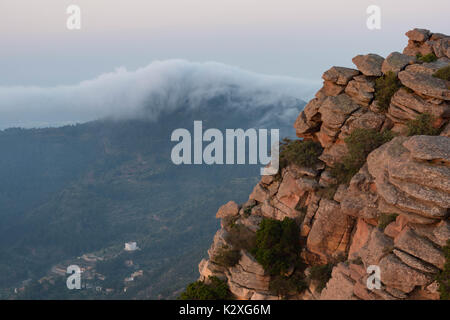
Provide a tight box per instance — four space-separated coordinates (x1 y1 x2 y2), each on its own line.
276 171 305 209
412 220 450 247
216 201 240 219
294 96 326 137
398 69 450 101
405 59 450 75
378 254 432 293
317 94 360 146
403 135 450 164
307 199 354 260
403 40 434 57
382 52 416 74
345 76 375 106
249 183 269 203
359 228 394 266
432 37 450 58
338 109 385 140
394 227 446 269
389 88 450 123
228 251 270 292
352 54 384 76
405 28 431 42
393 249 439 274
318 142 348 167
319 94 361 129
322 66 359 85
322 80 345 96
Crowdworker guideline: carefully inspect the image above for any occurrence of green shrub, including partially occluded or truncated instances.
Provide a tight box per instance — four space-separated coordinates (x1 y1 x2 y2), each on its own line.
331 129 394 185
269 274 308 298
226 224 256 252
180 276 232 300
212 247 241 268
251 218 302 276
309 264 334 293
377 213 398 230
437 240 450 300
416 52 438 63
433 65 450 81
374 71 402 111
406 113 441 136
279 138 323 169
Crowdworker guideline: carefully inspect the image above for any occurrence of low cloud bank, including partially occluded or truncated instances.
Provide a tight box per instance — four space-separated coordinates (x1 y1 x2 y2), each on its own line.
0 60 320 129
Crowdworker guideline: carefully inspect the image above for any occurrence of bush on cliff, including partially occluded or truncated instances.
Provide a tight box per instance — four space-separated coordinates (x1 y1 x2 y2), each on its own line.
374 71 402 111
437 240 450 300
226 224 256 252
406 113 441 136
309 264 334 293
331 128 394 184
279 138 323 169
212 246 241 268
433 65 450 81
251 217 302 276
180 276 232 300
269 273 308 298
416 52 438 63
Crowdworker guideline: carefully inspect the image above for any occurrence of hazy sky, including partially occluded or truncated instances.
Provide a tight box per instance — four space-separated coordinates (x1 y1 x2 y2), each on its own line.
0 1 448 129
1 0 449 86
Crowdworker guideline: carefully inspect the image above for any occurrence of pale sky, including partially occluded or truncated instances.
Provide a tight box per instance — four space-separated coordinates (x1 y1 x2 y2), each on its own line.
1 0 448 86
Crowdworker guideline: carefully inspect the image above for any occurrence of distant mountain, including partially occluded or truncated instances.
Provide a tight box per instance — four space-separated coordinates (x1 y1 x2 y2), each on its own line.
0 85 306 299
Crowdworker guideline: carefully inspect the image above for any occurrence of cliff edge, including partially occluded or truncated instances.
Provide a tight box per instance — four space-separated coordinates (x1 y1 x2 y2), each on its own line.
194 28 450 300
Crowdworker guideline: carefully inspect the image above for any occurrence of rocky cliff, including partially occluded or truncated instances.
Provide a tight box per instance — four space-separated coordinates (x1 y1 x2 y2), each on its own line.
196 28 450 300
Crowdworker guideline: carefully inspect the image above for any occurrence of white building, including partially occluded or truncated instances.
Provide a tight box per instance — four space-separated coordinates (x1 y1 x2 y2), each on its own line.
124 242 138 251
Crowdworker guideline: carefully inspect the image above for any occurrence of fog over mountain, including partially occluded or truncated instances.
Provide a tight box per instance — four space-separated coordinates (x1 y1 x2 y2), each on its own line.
0 60 320 129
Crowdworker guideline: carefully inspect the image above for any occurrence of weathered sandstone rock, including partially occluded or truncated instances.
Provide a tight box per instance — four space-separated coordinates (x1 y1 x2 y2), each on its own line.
398 68 450 101
403 135 450 164
307 199 354 260
382 52 416 74
216 201 239 218
433 37 450 58
394 227 445 269
322 66 359 85
320 264 357 300
378 254 432 293
359 228 394 266
345 75 375 106
352 54 384 76
389 88 450 124
406 28 431 42
367 137 450 220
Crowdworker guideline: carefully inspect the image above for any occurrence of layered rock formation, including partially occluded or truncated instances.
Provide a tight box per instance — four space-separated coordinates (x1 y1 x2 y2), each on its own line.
197 28 450 300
